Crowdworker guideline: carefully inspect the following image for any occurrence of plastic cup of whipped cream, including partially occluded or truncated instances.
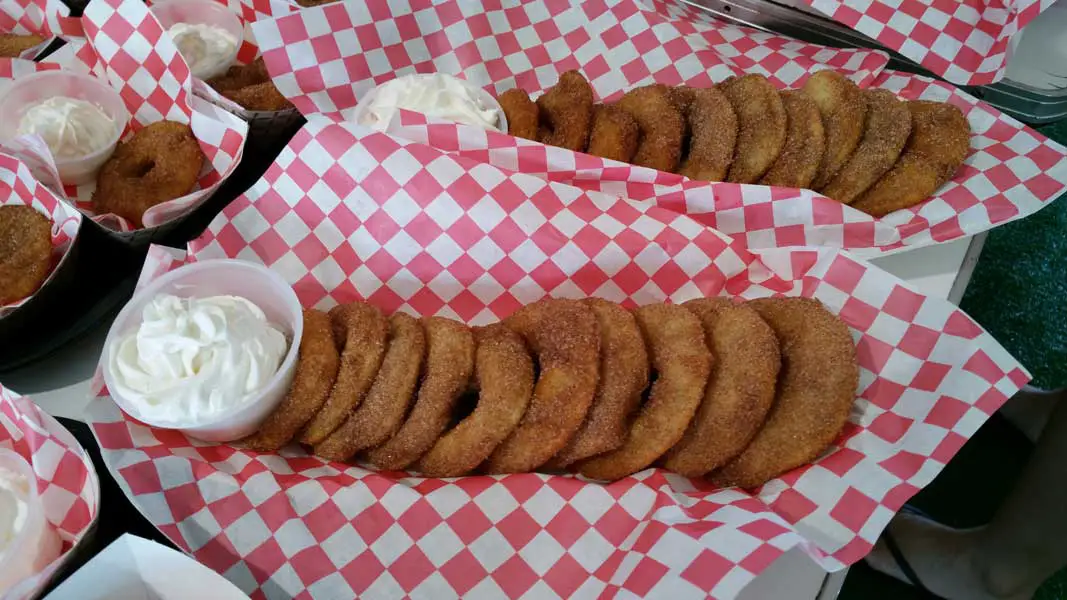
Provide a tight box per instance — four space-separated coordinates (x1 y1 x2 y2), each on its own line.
0 448 62 595
151 0 243 80
350 73 507 134
101 259 304 443
0 70 129 186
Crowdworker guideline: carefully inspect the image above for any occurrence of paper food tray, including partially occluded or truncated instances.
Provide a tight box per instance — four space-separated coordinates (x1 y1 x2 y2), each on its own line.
247 0 1067 259
84 116 1027 600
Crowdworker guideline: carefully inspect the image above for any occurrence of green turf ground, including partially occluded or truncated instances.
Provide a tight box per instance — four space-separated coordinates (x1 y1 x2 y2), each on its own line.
839 120 1067 599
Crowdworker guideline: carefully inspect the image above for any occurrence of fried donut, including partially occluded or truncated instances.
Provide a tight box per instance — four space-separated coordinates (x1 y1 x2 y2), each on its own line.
416 324 535 477
851 100 970 217
759 90 825 189
363 317 475 470
536 70 594 152
586 104 639 163
678 86 738 182
0 205 51 305
663 299 780 477
711 297 858 489
546 298 649 469
665 85 697 114
314 313 426 462
615 85 686 174
485 299 600 473
0 34 44 58
299 302 387 445
721 74 787 184
208 58 294 112
804 70 867 189
578 303 712 481
244 309 340 452
498 88 539 141
820 89 911 204
92 121 204 228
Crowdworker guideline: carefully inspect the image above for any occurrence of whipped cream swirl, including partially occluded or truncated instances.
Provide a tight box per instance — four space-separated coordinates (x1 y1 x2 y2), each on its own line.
109 294 288 425
16 97 116 160
358 73 502 132
0 466 28 561
169 22 238 80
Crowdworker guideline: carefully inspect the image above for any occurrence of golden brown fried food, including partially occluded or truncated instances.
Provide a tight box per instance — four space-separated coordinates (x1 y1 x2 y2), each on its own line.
546 298 649 469
586 104 640 163
364 317 475 470
485 299 600 473
416 324 534 477
0 205 51 305
820 89 911 204
314 313 426 462
299 302 387 445
294 0 338 6
664 299 780 477
804 70 867 189
760 90 825 189
851 100 970 217
207 58 294 112
244 309 339 452
615 85 686 173
711 297 858 489
578 303 712 481
720 74 787 184
536 70 594 152
0 33 44 58
665 85 697 114
92 121 204 228
678 86 738 182
498 88 539 141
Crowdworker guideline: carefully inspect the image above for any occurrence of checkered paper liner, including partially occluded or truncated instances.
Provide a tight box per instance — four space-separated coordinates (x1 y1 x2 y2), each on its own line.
0 148 81 316
248 0 1067 258
143 0 301 141
0 0 80 60
83 116 1028 599
1 0 248 240
0 385 100 600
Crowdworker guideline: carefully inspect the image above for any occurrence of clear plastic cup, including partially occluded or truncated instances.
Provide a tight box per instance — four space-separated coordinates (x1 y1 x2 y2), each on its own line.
0 70 128 186
0 448 61 595
350 74 507 133
100 259 304 443
151 0 243 80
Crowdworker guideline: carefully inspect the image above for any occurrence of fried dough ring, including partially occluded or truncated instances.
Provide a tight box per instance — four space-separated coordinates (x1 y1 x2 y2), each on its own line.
804 70 867 189
208 58 294 112
678 87 738 182
759 90 825 189
485 299 600 473
536 70 594 152
299 302 387 445
244 309 340 452
416 324 535 477
363 317 475 470
711 297 858 489
578 303 712 481
92 121 205 228
820 89 912 204
498 88 539 141
546 298 649 469
663 299 780 477
851 100 970 217
721 74 787 184
615 85 686 174
0 34 44 58
587 104 639 163
314 313 426 461
0 205 51 305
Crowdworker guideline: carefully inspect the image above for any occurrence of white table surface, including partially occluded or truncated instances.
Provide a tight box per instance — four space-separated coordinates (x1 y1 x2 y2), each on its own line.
2 234 983 600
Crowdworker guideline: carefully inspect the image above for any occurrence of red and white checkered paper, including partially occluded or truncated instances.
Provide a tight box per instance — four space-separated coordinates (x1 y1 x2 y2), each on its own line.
84 116 1028 599
0 0 81 60
143 0 301 137
0 385 99 600
0 148 81 316
2 0 248 237
248 0 1067 258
